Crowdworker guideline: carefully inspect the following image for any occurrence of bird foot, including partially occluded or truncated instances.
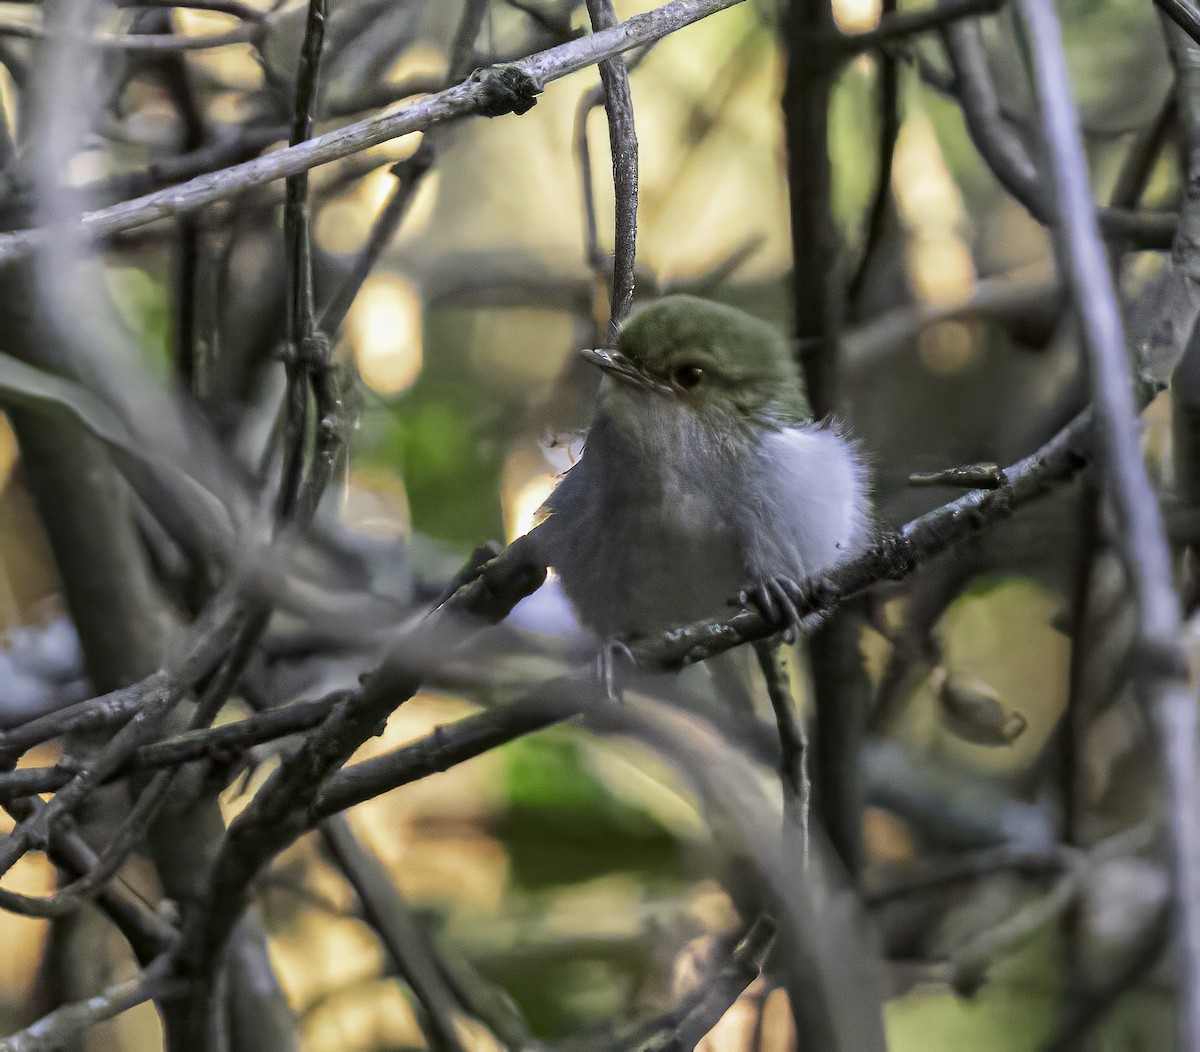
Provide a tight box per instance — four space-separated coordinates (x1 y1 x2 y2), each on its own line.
595 639 635 703
737 576 810 642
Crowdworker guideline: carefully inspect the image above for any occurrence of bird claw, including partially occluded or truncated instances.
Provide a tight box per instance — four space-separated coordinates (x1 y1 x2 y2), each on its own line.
595 639 635 703
737 576 809 634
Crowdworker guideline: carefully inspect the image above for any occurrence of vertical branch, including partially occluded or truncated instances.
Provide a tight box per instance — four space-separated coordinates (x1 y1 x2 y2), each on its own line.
277 0 327 521
1014 2 1200 1047
585 0 639 341
1164 23 1200 521
847 0 899 308
1055 480 1099 1025
134 7 209 390
782 0 869 882
753 640 809 866
783 0 839 416
318 0 486 339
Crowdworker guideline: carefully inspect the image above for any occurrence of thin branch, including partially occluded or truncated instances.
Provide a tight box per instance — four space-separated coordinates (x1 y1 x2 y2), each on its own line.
1014 1 1200 1047
320 816 470 1052
0 957 176 1052
839 0 1005 56
112 0 266 22
0 18 262 50
0 604 240 885
276 0 328 523
586 0 639 341
842 267 1063 370
317 143 432 337
753 640 809 865
317 0 487 337
174 537 549 1044
0 0 748 263
937 18 1177 249
1109 92 1175 212
848 0 899 306
941 11 1040 205
576 46 650 293
863 846 1067 908
614 917 775 1052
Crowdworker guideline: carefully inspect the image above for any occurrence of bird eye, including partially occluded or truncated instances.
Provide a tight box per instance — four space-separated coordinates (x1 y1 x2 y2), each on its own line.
673 364 704 389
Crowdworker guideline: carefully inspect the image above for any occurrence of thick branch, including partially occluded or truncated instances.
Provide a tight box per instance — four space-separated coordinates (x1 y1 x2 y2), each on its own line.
316 413 1091 818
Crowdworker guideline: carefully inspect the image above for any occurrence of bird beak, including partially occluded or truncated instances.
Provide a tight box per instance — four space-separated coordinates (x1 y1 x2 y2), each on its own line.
580 347 670 394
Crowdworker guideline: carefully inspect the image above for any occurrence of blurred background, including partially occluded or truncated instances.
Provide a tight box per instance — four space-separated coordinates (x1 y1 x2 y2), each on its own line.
0 0 1186 1047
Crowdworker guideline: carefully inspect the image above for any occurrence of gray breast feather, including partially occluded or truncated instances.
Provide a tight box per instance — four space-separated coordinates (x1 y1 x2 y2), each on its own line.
534 417 869 638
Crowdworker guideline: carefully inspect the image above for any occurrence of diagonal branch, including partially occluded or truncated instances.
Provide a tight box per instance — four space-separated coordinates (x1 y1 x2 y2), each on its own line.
0 956 178 1052
314 412 1092 820
1013 0 1200 1047
0 0 747 263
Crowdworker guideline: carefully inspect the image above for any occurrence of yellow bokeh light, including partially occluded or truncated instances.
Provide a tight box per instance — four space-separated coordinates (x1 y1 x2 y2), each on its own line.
909 234 976 305
506 472 558 543
385 43 447 89
502 444 567 542
893 113 977 306
918 319 977 374
0 415 17 490
893 115 967 230
832 0 881 33
314 198 370 256
346 274 424 395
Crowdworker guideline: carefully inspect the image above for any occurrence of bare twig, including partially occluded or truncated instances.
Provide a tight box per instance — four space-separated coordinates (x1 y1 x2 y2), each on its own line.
320 816 470 1052
1014 0 1200 1046
753 640 809 866
586 0 639 341
0 17 261 50
275 0 328 524
908 462 1008 489
848 0 899 306
616 917 775 1052
938 16 1177 249
112 0 266 21
318 0 487 337
839 0 1005 55
864 846 1067 907
0 0 748 262
0 956 177 1052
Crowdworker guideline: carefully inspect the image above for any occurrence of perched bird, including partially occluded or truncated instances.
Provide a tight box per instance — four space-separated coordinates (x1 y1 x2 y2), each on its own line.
534 295 871 646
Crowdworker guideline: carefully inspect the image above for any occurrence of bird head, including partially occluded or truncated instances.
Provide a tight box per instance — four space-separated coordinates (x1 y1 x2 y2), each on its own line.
581 295 810 433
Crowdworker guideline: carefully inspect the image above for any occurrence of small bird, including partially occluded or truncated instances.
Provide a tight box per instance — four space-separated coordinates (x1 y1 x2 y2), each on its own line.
533 295 871 647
